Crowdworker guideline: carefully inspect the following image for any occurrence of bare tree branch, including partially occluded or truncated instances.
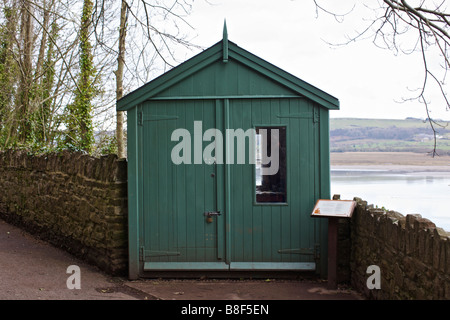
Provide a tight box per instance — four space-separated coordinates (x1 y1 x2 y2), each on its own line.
313 0 450 156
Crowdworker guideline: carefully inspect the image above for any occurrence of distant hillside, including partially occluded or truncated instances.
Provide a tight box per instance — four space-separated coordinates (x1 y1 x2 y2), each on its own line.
330 118 450 155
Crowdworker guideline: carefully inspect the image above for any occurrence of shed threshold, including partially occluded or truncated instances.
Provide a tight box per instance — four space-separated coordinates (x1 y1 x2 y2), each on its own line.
143 262 315 271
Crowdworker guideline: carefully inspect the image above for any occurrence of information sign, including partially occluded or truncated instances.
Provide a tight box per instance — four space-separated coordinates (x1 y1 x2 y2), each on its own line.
311 200 356 218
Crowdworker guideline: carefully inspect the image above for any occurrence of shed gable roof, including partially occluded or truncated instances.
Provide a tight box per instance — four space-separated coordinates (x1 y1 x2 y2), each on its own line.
117 39 340 111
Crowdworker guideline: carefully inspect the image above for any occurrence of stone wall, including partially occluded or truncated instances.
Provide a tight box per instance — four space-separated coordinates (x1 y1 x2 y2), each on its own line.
347 197 450 300
0 150 128 276
2 148 449 296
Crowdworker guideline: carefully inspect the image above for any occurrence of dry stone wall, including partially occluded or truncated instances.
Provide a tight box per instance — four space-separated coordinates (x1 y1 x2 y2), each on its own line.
347 197 450 300
0 150 128 275
1 148 449 295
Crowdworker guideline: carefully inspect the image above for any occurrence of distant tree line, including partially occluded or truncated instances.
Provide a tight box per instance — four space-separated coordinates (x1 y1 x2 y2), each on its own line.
330 124 450 155
330 126 440 141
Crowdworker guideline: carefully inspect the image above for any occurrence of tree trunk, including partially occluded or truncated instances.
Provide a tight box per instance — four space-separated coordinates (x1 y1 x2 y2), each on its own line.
65 0 95 153
17 0 34 143
0 4 19 144
116 0 127 158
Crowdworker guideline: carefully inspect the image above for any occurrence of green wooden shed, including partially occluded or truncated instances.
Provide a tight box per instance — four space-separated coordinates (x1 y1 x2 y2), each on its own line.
117 25 340 279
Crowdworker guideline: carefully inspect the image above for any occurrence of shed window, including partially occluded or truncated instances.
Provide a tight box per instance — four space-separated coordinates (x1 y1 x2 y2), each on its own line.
255 126 286 203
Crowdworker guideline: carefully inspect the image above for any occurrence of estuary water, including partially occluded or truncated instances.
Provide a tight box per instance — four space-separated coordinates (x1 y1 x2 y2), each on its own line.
330 167 450 232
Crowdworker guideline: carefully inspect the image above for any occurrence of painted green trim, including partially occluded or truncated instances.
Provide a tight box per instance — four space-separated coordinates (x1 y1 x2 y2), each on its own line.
319 107 331 277
229 262 316 271
126 108 140 280
144 262 229 271
143 262 316 271
252 123 289 206
137 104 145 277
117 40 339 112
149 95 301 101
228 42 339 110
222 20 228 63
117 44 222 111
319 108 331 200
215 99 225 261
224 98 232 265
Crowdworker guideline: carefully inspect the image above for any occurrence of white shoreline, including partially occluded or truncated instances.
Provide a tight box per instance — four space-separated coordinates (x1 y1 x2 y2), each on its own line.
331 164 450 176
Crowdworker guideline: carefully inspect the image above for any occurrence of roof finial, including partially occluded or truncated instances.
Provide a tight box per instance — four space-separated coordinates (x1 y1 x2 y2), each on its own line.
222 19 228 63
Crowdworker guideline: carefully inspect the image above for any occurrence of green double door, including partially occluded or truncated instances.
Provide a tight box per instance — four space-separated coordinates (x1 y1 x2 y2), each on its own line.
141 99 319 272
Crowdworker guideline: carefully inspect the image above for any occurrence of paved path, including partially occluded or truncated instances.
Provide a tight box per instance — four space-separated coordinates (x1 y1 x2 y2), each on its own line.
0 219 364 301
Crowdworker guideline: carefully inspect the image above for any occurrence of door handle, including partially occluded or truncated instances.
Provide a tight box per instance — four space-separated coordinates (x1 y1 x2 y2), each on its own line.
204 211 221 217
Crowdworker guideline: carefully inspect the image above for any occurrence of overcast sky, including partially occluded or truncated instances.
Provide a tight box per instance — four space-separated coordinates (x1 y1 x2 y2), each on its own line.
181 0 450 121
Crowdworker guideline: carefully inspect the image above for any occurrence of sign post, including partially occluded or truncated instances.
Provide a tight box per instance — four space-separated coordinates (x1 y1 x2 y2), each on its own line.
311 199 356 289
